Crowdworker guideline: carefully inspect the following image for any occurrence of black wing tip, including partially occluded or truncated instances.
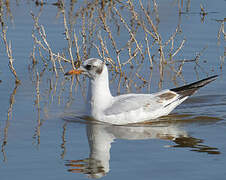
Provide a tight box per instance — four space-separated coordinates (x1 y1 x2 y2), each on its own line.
194 74 218 86
201 75 218 82
171 75 218 97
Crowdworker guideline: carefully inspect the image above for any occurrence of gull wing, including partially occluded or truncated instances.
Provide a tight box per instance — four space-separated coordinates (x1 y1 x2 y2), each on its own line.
104 90 179 116
104 75 218 116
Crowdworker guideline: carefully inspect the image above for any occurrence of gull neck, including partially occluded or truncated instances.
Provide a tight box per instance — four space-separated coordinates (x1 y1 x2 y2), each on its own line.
87 66 113 112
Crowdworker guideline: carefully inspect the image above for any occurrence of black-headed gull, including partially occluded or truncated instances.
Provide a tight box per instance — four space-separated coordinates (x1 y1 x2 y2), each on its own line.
65 58 217 125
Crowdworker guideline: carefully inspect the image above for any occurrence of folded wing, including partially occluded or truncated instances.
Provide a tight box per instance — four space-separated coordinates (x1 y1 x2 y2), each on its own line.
104 90 180 116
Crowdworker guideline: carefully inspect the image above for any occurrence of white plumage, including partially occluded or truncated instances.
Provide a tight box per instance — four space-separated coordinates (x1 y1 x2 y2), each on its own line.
65 58 217 125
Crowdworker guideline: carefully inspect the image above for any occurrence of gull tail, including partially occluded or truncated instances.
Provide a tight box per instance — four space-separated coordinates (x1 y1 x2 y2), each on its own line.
170 75 218 98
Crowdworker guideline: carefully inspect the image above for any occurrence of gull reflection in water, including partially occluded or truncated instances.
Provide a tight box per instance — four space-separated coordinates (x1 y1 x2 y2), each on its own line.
64 114 220 179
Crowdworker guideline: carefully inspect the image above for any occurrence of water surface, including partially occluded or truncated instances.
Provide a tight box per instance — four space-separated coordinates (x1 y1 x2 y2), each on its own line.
0 1 225 179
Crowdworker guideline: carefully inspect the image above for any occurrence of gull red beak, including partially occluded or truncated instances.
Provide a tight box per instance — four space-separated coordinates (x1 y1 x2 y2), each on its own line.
65 69 83 76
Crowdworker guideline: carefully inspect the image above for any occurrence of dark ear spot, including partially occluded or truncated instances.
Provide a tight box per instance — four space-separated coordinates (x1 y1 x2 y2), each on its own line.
96 63 104 74
85 64 92 70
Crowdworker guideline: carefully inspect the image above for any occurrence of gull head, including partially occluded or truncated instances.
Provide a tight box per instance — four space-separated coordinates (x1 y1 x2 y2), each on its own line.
65 58 106 80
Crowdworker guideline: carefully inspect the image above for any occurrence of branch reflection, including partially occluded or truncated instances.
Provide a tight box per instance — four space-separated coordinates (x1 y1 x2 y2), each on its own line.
65 114 220 178
1 83 20 162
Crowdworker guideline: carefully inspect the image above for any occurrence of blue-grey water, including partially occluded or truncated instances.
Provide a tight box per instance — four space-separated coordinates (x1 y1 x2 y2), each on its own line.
0 1 226 179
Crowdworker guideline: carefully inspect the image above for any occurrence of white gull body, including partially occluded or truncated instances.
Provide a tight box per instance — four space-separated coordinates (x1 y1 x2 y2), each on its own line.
66 58 217 125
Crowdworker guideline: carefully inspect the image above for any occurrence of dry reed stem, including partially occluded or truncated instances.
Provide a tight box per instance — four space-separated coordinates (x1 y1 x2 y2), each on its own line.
30 43 37 65
164 15 182 48
28 0 211 95
32 32 70 63
98 9 122 71
113 6 144 61
1 26 20 84
122 47 139 66
171 39 186 58
98 9 117 51
61 2 75 69
57 53 65 73
139 1 159 40
31 12 70 76
144 33 153 68
81 11 87 59
117 73 122 94
139 0 165 63
73 31 81 63
4 0 14 23
93 43 103 58
138 0 165 89
96 32 114 66
168 61 186 84
140 18 157 41
30 1 186 92
135 72 148 84
40 25 58 77
152 0 160 24
38 47 48 66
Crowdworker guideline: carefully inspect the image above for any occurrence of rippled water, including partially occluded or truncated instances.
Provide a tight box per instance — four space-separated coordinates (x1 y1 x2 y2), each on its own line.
0 1 225 180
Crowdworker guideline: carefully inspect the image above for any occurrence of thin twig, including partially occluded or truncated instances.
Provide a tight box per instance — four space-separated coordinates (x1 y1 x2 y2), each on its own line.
62 2 75 69
1 26 20 84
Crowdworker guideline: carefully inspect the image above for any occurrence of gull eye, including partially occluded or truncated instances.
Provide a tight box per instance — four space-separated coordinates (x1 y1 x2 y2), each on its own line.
85 64 92 70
